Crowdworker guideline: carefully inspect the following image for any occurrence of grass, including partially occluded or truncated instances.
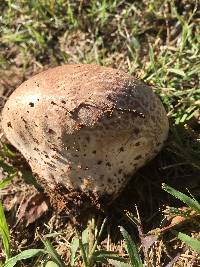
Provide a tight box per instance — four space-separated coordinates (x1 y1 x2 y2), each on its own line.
1 183 200 266
0 0 200 266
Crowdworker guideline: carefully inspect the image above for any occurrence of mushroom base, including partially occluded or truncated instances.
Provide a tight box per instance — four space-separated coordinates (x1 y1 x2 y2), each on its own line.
34 173 113 226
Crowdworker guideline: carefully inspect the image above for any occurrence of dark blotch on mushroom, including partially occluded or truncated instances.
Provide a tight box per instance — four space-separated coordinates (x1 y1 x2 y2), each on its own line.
133 128 140 135
29 102 34 107
134 155 142 160
118 169 122 174
48 128 56 134
86 136 90 143
7 122 12 128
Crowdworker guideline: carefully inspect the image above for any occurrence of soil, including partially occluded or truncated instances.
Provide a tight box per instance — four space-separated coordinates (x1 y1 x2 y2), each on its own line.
34 172 113 228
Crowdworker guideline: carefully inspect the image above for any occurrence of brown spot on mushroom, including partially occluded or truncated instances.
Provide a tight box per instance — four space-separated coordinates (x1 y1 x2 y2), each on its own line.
86 136 90 143
118 169 122 174
21 117 27 124
48 128 56 134
134 155 142 160
133 128 140 135
7 122 12 128
107 178 112 183
29 102 34 107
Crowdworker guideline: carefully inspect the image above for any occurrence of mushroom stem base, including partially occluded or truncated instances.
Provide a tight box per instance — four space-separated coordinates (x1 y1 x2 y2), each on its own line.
34 173 113 225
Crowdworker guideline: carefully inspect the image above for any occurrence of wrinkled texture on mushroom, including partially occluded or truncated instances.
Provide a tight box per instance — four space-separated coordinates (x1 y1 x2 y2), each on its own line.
2 64 169 210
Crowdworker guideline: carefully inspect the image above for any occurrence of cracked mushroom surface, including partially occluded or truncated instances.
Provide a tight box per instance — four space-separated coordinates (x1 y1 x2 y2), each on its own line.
2 64 169 213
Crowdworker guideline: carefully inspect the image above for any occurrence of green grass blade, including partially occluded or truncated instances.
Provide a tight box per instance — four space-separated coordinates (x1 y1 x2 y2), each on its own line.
4 249 45 267
167 206 190 218
168 68 185 77
93 250 127 264
149 44 156 71
0 174 15 190
81 228 89 245
70 237 79 266
89 218 107 260
0 160 16 175
1 144 16 158
162 184 200 214
119 226 143 267
75 229 89 267
21 169 42 190
176 232 200 254
0 202 11 260
42 238 66 267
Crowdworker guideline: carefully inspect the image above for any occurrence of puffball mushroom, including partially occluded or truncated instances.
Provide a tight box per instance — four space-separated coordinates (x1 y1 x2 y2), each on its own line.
1 64 168 214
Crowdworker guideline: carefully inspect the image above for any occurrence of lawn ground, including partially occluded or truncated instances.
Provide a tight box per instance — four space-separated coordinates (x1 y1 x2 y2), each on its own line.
0 1 200 266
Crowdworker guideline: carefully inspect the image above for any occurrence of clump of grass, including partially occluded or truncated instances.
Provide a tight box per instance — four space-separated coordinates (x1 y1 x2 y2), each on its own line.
1 180 200 265
0 177 44 267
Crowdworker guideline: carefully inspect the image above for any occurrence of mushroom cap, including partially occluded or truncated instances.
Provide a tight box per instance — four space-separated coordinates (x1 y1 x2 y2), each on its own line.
2 64 169 206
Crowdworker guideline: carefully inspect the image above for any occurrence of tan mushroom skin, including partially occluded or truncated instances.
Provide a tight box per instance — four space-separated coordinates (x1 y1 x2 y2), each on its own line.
2 64 169 206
